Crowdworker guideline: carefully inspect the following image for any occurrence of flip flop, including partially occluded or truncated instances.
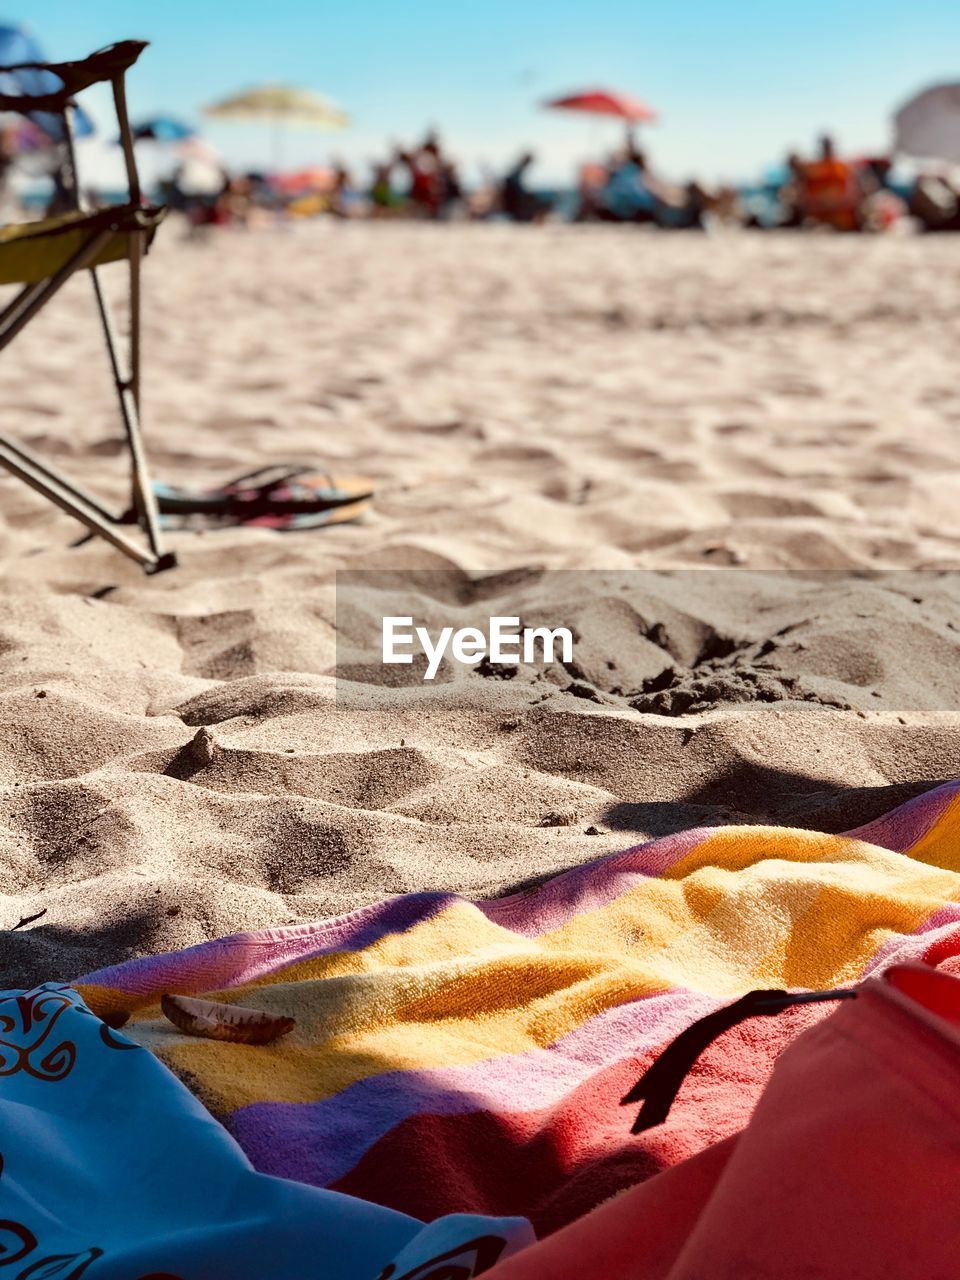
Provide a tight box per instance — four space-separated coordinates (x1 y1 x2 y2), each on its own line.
150 464 374 531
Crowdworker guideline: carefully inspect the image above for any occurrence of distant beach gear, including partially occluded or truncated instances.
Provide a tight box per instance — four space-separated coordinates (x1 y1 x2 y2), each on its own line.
894 82 960 166
544 87 657 123
203 84 349 126
203 83 348 167
270 163 336 195
130 113 196 142
545 87 657 151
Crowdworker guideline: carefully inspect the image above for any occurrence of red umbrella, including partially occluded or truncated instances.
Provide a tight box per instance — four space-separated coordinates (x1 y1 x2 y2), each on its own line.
544 88 657 123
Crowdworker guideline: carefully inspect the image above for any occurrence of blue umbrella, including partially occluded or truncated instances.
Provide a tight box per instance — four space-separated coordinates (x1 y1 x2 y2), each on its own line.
130 115 196 143
0 24 94 141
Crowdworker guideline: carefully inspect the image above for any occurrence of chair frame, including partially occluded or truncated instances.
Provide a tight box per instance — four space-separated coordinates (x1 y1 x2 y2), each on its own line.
0 41 175 572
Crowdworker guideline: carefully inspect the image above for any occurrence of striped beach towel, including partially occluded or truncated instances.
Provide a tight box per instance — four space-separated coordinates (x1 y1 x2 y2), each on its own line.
74 780 960 1237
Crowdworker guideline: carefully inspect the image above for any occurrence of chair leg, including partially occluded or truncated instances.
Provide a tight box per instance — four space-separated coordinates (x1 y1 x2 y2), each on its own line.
0 279 50 335
89 241 165 562
0 434 117 522
0 435 169 571
125 229 165 559
102 71 166 563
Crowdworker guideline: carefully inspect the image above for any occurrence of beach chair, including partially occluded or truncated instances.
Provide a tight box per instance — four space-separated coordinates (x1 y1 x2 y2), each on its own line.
0 40 175 572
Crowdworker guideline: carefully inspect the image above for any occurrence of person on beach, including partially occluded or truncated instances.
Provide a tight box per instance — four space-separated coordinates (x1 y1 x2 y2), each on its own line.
856 156 907 231
328 161 354 218
599 146 662 224
794 134 861 230
500 152 549 222
370 158 403 213
777 152 807 227
439 159 464 218
573 160 609 221
397 132 446 218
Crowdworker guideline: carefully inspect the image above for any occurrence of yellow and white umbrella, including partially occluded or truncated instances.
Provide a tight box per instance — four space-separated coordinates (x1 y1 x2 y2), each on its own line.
202 84 348 168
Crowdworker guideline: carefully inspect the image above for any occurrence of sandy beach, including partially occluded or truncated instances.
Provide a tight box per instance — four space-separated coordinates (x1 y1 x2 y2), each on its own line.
2 222 960 986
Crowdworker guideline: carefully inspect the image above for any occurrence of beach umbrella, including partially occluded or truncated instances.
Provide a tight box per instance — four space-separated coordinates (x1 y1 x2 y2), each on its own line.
131 115 196 143
544 88 658 124
544 87 657 151
893 82 960 166
202 84 348 168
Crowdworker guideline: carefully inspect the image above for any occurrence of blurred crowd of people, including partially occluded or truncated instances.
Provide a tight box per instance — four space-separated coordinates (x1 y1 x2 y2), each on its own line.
185 132 742 229
6 115 960 236
163 128 960 235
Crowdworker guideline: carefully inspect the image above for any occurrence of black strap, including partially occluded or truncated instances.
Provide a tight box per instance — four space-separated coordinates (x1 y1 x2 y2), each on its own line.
221 463 326 493
621 987 857 1134
154 474 371 519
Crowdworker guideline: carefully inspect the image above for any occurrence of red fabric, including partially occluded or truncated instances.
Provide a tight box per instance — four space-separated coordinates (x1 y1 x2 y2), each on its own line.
488 963 960 1279
332 1004 826 1235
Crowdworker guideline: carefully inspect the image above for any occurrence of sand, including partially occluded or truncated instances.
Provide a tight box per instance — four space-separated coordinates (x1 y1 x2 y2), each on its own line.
1 221 959 986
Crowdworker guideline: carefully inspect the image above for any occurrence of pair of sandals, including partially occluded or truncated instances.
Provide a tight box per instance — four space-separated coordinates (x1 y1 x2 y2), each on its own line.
150 464 373 531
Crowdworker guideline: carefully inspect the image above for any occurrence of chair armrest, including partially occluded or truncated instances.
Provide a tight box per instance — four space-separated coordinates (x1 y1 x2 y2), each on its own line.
0 40 147 113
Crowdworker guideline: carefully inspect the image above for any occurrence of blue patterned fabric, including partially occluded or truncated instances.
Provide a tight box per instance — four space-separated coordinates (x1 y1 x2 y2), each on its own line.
0 984 532 1278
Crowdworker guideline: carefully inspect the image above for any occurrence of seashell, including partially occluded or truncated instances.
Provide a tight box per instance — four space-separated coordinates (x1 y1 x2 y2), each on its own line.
160 993 295 1045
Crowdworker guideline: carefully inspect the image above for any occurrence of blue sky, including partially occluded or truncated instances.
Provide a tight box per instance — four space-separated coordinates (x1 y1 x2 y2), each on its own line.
12 1 960 185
